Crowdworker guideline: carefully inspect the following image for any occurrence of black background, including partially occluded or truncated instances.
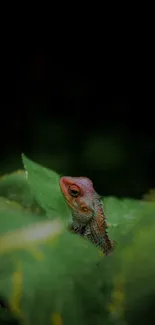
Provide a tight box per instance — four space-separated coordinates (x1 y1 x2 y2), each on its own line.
0 48 153 199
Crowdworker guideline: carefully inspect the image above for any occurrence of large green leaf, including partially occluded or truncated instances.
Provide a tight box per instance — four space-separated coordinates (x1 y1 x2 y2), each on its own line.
0 170 43 215
1 156 155 324
0 197 63 324
103 201 155 325
102 196 153 243
103 196 142 225
0 203 113 325
22 154 70 220
0 197 47 235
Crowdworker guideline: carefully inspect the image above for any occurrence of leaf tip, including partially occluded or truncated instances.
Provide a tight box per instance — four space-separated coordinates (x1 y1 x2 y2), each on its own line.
21 152 25 160
21 153 27 171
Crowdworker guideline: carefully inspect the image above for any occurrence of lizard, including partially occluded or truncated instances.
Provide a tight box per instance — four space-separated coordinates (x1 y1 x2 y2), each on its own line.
59 176 116 255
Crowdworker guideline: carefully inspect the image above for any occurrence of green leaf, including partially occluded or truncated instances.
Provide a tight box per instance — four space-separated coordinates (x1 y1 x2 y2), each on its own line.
2 158 155 324
90 201 155 325
103 196 143 225
0 197 56 238
22 154 70 220
108 203 155 325
0 197 64 324
102 196 149 241
0 206 112 325
0 170 43 215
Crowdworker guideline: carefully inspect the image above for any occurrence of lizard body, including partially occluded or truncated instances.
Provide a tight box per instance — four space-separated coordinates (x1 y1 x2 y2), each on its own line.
59 176 116 255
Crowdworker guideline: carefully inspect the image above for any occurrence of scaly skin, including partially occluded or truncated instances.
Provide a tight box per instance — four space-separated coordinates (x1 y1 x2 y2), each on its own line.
59 176 116 255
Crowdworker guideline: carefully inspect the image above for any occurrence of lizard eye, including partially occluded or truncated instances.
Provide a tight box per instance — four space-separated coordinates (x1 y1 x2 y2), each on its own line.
68 185 80 197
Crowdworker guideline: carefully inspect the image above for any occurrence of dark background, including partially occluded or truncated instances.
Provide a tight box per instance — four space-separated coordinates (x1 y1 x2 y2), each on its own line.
0 49 154 199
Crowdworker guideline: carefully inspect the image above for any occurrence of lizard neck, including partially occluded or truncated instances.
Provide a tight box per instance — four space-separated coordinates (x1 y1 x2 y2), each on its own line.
71 192 104 227
71 209 93 227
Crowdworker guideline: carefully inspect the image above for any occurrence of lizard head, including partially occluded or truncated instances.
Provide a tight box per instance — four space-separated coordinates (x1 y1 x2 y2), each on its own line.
59 176 100 224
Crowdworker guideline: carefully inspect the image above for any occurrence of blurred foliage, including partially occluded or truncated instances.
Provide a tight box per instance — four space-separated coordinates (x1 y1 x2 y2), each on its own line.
143 188 155 201
0 155 155 324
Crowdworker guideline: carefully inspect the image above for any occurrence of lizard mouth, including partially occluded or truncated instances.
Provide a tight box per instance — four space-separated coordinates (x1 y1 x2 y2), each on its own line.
65 196 76 210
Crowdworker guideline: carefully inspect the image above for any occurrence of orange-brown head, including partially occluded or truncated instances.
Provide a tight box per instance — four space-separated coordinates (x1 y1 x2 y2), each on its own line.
59 176 99 225
59 176 116 255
